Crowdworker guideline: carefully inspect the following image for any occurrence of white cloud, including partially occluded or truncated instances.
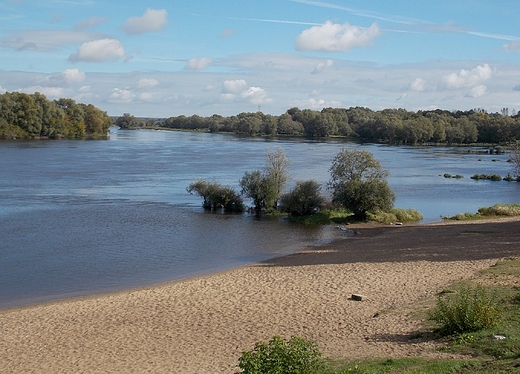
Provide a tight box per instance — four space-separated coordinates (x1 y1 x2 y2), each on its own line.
108 88 134 103
440 64 493 89
409 78 426 92
22 86 65 98
0 85 6 94
139 92 153 102
69 38 125 63
0 30 107 51
78 85 90 93
220 93 236 101
397 93 408 101
185 57 213 70
121 8 168 35
136 78 158 89
312 59 333 74
295 21 380 52
238 87 271 105
292 98 341 110
503 40 520 52
61 68 86 84
466 84 487 98
222 79 247 93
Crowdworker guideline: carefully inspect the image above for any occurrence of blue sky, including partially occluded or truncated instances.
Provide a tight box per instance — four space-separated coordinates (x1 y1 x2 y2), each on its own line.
1 0 520 117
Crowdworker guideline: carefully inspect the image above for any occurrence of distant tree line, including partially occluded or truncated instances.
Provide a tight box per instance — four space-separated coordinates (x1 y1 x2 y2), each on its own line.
0 92 112 139
120 107 520 145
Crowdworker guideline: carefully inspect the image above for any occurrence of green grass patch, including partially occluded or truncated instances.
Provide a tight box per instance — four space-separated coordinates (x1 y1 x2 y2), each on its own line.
367 208 423 224
444 203 520 221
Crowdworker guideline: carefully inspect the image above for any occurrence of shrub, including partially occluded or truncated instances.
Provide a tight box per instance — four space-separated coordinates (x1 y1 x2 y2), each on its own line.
478 203 520 217
187 180 245 213
279 180 324 216
443 173 452 178
236 335 327 374
429 283 501 336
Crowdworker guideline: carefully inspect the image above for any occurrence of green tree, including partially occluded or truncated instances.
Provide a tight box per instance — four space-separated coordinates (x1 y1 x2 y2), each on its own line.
240 147 290 213
115 113 142 129
328 148 395 220
280 180 324 216
237 335 327 374
187 180 244 213
509 141 520 180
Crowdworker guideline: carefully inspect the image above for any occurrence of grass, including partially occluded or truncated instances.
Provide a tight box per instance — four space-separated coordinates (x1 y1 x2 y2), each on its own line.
323 258 520 373
444 203 520 221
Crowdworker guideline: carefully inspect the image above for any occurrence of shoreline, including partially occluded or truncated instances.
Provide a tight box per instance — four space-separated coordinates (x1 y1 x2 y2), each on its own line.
1 217 519 373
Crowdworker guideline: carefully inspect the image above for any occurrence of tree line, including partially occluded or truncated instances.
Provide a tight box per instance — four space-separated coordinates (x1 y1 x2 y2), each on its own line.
119 106 520 145
0 92 112 139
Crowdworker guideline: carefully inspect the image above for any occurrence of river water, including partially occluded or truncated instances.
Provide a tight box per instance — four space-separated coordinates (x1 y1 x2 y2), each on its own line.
1 128 518 309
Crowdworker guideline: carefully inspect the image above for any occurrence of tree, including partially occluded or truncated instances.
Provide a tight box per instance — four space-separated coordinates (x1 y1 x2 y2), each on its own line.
187 180 244 213
328 148 395 220
115 113 142 129
240 147 291 213
280 180 324 216
509 141 520 180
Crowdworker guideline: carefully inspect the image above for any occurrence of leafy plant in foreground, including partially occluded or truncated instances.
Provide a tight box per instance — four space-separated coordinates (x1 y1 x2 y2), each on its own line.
237 335 327 374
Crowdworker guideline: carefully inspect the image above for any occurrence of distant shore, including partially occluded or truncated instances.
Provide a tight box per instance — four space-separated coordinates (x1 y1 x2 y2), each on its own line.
1 218 519 373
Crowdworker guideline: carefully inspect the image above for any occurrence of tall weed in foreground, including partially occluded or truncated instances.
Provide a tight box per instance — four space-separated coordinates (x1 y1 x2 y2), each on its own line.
429 283 501 336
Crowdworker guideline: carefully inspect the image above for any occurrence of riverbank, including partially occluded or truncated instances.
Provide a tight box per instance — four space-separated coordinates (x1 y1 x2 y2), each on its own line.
1 218 519 373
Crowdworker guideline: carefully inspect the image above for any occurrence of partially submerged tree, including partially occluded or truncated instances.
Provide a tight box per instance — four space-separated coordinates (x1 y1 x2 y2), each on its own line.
187 180 244 213
509 141 520 180
240 147 290 213
328 148 395 220
280 180 324 216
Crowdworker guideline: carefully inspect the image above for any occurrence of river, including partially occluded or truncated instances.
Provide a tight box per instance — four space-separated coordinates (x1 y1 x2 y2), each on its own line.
1 128 518 309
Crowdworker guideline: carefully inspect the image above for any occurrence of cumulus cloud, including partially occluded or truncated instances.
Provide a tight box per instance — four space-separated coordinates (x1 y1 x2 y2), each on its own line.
292 98 341 110
409 78 426 92
503 40 520 52
440 64 492 90
121 8 168 35
222 79 247 93
185 57 213 70
312 59 333 74
295 21 380 52
22 86 65 98
466 84 487 98
139 92 153 102
61 68 86 84
238 87 270 105
108 88 134 103
69 38 125 62
136 78 158 89
0 85 6 94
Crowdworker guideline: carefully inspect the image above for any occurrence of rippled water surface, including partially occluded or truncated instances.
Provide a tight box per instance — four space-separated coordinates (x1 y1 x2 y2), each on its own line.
1 129 518 309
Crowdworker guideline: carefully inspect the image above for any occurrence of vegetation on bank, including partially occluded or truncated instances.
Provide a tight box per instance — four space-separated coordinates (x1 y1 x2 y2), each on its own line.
117 106 520 146
0 92 112 139
236 259 520 373
189 147 422 224
444 203 520 221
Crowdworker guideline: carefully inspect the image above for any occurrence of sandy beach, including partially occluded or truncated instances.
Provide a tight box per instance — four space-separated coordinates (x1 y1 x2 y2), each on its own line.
1 218 519 373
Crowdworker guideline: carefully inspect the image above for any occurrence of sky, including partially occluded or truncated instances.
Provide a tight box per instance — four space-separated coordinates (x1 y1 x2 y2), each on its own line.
1 0 520 118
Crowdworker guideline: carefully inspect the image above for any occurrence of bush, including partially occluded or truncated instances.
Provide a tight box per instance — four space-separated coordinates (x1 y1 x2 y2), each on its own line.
367 208 423 224
187 180 244 213
279 180 324 216
478 203 520 217
429 283 501 336
236 335 327 374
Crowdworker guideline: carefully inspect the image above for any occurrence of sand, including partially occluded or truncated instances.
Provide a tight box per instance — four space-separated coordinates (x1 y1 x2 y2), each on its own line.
1 218 519 373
